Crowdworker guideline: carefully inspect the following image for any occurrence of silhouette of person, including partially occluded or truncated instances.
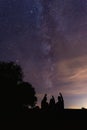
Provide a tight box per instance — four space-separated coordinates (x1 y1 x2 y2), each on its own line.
56 92 64 111
41 94 48 110
49 96 55 111
59 92 64 110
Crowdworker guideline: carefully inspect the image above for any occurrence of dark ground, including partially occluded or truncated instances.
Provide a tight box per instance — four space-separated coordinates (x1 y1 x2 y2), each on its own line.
2 109 87 129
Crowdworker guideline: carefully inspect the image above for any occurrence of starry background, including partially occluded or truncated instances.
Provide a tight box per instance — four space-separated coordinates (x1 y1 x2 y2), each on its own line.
0 0 87 108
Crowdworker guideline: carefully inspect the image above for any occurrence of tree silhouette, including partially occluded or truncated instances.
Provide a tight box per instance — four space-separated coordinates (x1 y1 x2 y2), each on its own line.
0 62 23 113
17 82 37 109
0 61 37 114
0 61 23 84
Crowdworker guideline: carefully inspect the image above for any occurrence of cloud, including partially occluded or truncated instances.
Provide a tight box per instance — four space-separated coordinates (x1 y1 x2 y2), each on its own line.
49 55 87 97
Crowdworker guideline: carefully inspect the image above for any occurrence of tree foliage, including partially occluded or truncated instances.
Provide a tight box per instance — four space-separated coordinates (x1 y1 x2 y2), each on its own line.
0 61 37 113
18 82 37 108
0 61 23 85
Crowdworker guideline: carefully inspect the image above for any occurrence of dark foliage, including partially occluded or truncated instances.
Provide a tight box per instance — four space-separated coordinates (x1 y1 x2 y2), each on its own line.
0 61 23 84
17 81 37 108
0 61 37 114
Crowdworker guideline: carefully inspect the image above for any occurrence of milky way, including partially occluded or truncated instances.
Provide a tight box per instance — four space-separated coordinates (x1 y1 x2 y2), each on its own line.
0 0 87 108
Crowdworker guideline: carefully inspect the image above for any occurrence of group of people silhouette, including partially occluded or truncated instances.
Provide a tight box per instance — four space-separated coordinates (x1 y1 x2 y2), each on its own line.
41 92 64 111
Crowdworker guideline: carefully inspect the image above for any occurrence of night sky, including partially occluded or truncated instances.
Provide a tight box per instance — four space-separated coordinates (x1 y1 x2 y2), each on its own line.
0 0 87 108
